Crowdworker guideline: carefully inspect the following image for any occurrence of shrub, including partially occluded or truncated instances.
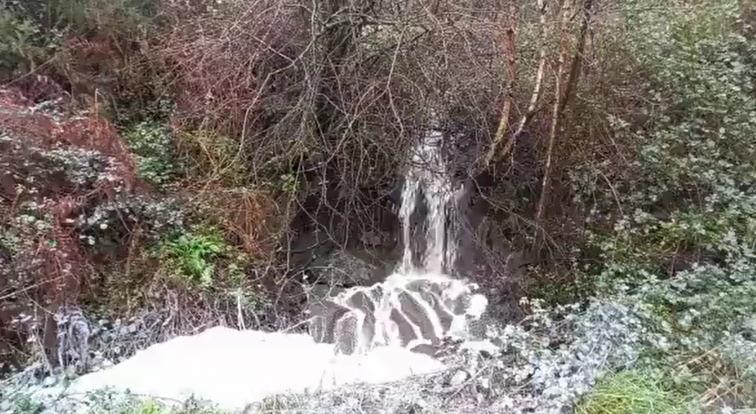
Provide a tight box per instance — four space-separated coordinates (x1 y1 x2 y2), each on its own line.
0 84 140 368
0 0 155 82
159 227 225 287
0 86 199 372
6 389 229 414
173 129 249 187
579 0 756 275
0 5 59 78
154 0 306 138
47 0 156 38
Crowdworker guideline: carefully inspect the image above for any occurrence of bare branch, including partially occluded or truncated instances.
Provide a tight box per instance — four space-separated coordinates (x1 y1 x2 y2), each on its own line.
482 2 519 167
483 0 547 168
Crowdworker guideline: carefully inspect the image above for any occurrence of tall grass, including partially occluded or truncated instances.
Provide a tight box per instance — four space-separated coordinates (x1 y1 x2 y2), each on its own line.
576 370 695 414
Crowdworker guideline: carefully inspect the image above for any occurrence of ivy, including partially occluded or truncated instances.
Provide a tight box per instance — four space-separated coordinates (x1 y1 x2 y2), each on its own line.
572 0 756 408
123 121 179 187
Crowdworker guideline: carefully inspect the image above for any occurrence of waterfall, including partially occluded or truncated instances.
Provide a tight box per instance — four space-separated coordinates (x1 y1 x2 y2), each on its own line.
399 119 461 274
309 118 487 355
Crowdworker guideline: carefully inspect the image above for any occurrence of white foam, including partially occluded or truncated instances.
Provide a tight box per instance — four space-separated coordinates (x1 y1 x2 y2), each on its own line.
66 327 445 411
467 294 488 318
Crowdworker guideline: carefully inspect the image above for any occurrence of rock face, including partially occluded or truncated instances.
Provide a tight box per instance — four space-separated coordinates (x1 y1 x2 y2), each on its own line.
309 249 397 288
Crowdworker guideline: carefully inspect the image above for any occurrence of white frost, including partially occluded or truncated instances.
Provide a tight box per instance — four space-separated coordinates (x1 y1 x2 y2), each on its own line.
66 327 445 411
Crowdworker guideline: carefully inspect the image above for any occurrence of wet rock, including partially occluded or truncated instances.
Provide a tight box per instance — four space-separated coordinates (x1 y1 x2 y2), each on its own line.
310 249 388 288
449 370 470 387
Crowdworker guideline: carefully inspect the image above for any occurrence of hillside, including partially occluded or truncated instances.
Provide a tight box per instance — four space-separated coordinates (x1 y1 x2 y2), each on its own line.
1 0 756 413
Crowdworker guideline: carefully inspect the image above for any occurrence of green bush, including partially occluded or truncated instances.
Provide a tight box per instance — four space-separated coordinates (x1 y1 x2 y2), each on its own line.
159 227 225 287
46 0 156 37
576 0 756 335
0 0 155 80
80 390 227 414
0 2 60 78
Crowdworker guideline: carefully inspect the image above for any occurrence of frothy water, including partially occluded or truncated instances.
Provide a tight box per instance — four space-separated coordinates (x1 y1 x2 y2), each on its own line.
310 118 487 355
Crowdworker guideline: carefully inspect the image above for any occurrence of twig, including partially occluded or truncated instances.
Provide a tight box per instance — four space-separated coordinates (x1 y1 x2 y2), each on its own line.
443 363 492 404
236 289 246 330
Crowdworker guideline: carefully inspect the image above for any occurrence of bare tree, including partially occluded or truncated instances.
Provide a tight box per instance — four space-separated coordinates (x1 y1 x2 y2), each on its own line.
535 0 570 225
535 0 595 225
482 1 519 167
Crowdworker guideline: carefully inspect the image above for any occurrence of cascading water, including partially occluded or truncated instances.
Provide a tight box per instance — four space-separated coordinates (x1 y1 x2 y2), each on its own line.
399 118 460 274
309 119 488 355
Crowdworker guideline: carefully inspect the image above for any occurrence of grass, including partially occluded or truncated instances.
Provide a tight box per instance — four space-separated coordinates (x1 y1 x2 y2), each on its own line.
83 394 227 414
575 370 695 414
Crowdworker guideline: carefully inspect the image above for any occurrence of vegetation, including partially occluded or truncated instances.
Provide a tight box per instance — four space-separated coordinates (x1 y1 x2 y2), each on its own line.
0 0 755 412
575 370 694 414
8 392 228 414
159 226 226 287
123 121 178 187
83 394 225 414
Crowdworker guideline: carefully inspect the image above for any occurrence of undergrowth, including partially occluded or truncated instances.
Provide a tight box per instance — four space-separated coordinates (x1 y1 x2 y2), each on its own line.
123 121 179 187
83 394 225 414
571 0 756 411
